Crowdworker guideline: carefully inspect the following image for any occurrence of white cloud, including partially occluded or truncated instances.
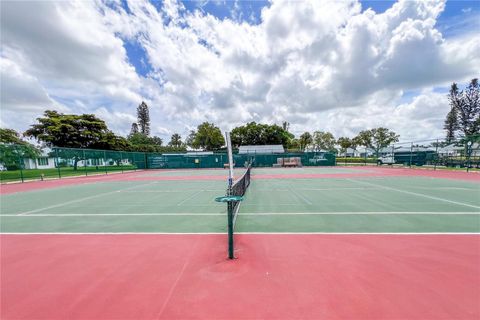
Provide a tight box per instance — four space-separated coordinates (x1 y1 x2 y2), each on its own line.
1 0 479 142
0 57 59 112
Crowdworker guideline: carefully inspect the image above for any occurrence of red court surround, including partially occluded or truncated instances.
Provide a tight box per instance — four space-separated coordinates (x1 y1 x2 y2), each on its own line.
2 234 479 319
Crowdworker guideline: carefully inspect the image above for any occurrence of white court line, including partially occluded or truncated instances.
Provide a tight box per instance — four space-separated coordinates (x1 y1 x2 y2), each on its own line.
176 190 204 206
242 211 480 215
3 211 478 217
119 189 223 193
4 213 225 217
254 187 381 191
347 178 480 210
411 187 478 191
288 184 312 205
156 234 198 319
1 232 478 235
16 181 159 216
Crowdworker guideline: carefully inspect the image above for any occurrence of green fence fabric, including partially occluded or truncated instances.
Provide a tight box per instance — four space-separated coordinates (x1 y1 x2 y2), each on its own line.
0 144 335 182
146 152 335 169
147 153 227 169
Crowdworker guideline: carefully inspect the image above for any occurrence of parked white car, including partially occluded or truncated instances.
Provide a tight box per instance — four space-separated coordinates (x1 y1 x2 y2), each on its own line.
377 154 395 165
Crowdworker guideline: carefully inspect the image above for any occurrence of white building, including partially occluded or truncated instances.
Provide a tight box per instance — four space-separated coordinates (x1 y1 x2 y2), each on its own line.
239 145 285 154
23 148 56 169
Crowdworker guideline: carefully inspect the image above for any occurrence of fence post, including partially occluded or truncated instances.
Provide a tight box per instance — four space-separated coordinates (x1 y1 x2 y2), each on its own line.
104 150 108 174
434 139 438 171
55 148 61 179
409 143 413 168
391 144 395 166
364 147 367 166
18 150 24 183
120 152 124 173
83 150 87 176
466 140 471 173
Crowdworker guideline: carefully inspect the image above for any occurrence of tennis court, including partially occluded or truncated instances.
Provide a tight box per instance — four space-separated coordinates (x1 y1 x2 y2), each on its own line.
1 166 479 319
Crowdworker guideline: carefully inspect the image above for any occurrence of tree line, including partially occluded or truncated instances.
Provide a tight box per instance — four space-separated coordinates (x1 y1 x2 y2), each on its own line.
1 79 479 157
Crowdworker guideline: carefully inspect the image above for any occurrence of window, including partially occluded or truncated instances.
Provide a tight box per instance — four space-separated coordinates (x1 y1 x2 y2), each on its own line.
38 157 49 166
91 158 102 166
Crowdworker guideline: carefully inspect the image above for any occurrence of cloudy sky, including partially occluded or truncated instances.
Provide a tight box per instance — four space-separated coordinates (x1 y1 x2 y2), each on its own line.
1 0 479 143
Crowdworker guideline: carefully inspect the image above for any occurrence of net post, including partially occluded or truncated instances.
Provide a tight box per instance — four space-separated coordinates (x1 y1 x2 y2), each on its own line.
434 139 438 171
225 132 235 259
226 132 234 187
227 201 234 259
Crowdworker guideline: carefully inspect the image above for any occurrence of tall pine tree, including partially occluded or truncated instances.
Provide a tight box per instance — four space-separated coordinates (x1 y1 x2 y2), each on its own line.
137 101 150 136
130 123 139 136
445 79 480 140
444 107 458 143
462 78 479 136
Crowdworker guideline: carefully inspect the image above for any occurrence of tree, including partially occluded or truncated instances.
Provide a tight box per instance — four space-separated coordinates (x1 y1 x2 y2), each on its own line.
137 101 150 136
169 133 182 148
288 138 300 150
151 136 163 146
337 137 352 156
354 128 399 157
1 128 25 144
130 123 139 136
459 79 480 137
191 122 225 151
299 132 313 151
24 111 128 169
444 106 458 143
127 132 163 152
128 132 152 146
230 122 293 148
96 132 131 151
312 131 336 152
186 130 196 148
25 111 113 148
0 128 40 170
445 79 480 139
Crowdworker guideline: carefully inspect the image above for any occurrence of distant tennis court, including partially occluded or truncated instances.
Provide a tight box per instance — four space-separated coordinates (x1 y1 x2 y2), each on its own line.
1 166 479 319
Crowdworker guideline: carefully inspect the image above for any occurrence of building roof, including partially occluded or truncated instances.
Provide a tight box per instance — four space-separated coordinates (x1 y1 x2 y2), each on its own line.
238 145 285 154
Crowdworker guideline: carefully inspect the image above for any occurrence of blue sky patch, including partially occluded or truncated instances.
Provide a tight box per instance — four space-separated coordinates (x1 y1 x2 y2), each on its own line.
123 39 152 78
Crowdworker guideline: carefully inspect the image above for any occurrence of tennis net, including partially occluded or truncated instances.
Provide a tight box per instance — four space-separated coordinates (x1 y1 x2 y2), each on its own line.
230 163 252 227
226 163 252 259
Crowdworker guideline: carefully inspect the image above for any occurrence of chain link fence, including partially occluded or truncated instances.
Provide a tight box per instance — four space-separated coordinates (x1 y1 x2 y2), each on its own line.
0 144 336 183
3 136 477 184
0 146 146 183
336 135 480 171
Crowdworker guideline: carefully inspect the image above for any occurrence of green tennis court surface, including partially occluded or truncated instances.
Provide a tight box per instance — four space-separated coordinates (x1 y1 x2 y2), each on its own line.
1 168 479 233
2 167 479 319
